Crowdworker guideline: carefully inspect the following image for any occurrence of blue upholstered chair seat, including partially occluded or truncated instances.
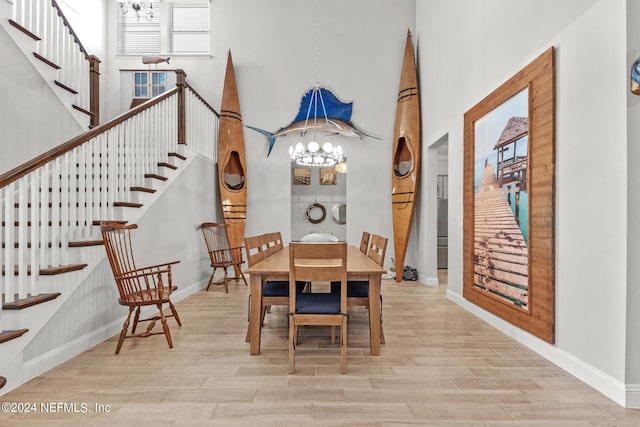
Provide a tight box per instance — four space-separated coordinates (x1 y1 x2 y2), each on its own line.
330 281 369 297
263 281 306 297
295 293 341 314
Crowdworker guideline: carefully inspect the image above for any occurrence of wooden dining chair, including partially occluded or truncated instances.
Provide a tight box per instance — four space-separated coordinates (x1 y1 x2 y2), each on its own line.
331 233 388 344
262 231 284 257
244 233 304 342
101 222 182 354
288 242 348 374
200 222 247 292
359 231 371 254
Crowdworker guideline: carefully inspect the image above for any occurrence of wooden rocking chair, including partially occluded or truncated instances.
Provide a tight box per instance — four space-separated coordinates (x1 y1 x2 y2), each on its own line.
200 222 248 292
100 222 182 354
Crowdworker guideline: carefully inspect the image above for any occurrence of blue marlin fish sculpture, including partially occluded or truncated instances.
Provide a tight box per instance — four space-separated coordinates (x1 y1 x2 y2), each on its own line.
246 87 380 157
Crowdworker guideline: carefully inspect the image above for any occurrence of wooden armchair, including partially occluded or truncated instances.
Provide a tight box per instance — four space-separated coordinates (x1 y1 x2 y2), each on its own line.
100 222 182 354
289 242 348 374
200 222 247 292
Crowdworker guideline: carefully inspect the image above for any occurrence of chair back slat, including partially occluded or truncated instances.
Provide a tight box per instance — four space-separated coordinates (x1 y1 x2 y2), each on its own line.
368 234 388 267
244 235 265 267
359 231 371 254
261 231 283 257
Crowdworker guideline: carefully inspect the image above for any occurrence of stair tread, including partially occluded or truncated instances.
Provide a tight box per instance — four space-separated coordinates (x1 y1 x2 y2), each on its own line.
1 264 87 276
145 173 168 181
130 186 156 193
3 292 62 310
0 329 29 344
68 240 104 247
114 202 143 208
92 220 127 226
40 264 87 275
158 162 178 170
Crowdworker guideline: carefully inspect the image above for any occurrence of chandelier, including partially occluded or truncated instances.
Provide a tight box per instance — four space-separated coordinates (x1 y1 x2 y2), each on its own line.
288 1 345 168
118 0 155 22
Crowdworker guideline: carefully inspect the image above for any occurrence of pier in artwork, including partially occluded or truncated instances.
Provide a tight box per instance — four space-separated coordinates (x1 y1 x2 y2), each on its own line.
474 162 528 308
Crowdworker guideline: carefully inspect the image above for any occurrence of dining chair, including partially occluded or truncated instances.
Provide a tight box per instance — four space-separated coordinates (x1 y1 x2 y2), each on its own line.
331 233 388 344
200 222 248 292
359 231 371 254
288 242 348 374
244 233 306 342
101 222 182 354
262 231 284 257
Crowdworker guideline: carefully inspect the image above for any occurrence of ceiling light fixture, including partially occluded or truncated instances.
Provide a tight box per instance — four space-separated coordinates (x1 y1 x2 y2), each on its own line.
117 0 155 22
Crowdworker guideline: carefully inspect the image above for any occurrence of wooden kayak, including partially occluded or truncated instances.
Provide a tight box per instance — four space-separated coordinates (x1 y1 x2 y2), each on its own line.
391 30 420 282
218 50 247 276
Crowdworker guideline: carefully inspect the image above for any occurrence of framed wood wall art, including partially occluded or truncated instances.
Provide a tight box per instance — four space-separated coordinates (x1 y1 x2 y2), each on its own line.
463 47 555 343
293 167 311 185
319 167 337 185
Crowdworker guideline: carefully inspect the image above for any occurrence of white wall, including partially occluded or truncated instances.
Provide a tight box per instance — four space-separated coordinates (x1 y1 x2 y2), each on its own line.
417 0 632 405
626 0 640 400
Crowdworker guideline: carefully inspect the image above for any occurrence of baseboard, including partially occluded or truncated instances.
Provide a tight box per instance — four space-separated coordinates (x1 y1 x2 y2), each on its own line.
626 384 640 408
420 274 438 286
446 288 630 408
23 279 207 383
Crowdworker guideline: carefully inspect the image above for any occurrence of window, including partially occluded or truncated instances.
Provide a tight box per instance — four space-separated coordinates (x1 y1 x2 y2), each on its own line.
117 1 210 56
133 71 167 98
117 4 161 55
169 4 209 54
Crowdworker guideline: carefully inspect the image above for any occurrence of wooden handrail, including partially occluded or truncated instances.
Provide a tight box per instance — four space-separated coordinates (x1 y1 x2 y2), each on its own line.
51 0 88 58
0 87 179 189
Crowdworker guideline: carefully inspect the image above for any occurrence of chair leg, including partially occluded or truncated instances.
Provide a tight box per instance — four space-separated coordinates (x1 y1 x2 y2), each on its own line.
115 307 135 354
157 304 173 349
223 268 229 293
238 269 248 287
331 326 336 344
206 268 217 291
131 306 141 334
261 305 267 326
379 294 385 345
288 316 296 374
245 295 252 343
168 301 182 326
340 315 347 374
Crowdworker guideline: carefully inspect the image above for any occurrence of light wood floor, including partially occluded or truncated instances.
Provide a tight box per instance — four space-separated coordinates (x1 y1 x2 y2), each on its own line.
2 271 640 426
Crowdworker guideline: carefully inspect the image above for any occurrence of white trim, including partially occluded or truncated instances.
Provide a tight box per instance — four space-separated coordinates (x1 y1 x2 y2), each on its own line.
420 274 438 286
446 288 629 408
626 384 640 408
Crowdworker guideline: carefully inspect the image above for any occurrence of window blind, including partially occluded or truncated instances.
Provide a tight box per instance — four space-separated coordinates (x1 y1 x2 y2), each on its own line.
169 3 209 54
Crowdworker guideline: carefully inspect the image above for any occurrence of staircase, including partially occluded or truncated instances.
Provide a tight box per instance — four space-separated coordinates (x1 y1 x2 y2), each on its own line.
1 0 98 130
0 0 220 395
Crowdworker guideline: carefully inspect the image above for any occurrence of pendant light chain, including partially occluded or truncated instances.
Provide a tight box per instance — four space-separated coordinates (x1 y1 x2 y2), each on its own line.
314 0 319 88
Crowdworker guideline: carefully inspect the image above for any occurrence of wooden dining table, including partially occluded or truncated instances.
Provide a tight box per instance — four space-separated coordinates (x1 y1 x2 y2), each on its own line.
245 245 386 356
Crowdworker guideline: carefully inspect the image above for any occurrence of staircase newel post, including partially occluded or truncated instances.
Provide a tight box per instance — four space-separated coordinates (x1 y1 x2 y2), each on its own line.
89 55 101 128
176 69 187 145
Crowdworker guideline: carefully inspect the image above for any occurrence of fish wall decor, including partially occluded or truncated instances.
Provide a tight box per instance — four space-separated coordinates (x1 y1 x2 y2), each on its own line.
631 57 640 95
246 86 380 157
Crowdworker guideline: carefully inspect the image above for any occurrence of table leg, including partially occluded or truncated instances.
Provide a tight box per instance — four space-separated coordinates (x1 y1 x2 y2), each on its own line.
368 274 381 356
249 274 262 355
